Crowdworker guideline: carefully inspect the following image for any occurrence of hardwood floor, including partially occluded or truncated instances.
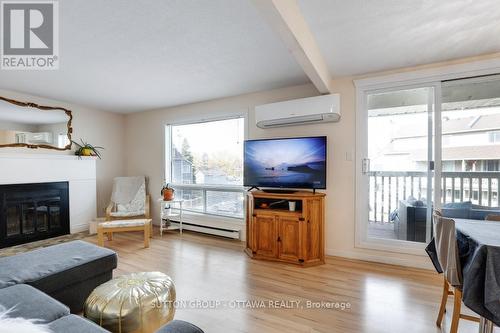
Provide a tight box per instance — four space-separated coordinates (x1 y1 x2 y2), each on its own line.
85 229 489 333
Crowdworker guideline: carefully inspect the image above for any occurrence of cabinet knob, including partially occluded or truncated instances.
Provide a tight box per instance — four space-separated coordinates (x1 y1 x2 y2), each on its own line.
298 217 305 221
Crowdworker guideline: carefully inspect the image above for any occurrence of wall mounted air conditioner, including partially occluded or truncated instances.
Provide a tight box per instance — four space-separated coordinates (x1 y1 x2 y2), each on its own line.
255 94 340 128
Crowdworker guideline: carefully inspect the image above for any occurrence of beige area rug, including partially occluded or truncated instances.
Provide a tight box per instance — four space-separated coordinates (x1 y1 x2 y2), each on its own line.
0 232 93 258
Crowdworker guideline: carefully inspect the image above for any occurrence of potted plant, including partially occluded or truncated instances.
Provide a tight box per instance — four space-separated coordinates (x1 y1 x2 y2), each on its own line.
72 139 104 159
161 183 175 201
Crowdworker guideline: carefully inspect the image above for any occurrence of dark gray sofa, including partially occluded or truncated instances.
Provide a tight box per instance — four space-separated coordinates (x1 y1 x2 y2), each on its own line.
0 240 203 333
0 284 71 324
0 240 117 313
394 199 500 242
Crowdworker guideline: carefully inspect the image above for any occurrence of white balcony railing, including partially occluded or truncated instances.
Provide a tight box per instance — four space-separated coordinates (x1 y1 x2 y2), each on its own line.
369 171 500 223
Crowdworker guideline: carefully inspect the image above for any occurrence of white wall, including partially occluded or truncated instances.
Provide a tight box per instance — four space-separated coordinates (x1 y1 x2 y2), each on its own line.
123 80 433 269
0 89 126 214
7 54 497 268
125 83 316 211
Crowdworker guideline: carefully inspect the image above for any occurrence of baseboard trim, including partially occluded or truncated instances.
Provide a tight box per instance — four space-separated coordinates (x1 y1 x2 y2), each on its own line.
70 223 89 234
168 221 240 239
326 248 434 270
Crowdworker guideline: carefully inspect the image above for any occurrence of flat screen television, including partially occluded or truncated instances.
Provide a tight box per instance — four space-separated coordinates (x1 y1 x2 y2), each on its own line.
244 136 327 190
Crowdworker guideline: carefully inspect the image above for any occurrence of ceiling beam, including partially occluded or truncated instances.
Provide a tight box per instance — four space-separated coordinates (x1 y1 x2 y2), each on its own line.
252 0 332 94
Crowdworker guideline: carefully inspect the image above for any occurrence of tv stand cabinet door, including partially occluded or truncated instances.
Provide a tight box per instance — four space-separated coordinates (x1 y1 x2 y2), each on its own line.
277 216 301 262
303 198 324 262
254 215 278 258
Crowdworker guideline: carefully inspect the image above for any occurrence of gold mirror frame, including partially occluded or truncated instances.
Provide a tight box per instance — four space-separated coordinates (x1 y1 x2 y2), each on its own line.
0 96 73 151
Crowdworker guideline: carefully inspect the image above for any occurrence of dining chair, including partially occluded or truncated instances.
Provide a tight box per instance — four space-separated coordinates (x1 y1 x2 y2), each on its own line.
485 214 500 222
433 210 480 333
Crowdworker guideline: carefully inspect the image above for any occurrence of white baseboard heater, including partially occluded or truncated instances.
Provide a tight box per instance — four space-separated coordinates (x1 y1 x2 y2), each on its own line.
167 220 241 239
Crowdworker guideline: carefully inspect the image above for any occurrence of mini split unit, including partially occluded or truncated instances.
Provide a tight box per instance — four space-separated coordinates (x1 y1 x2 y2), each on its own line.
255 94 341 128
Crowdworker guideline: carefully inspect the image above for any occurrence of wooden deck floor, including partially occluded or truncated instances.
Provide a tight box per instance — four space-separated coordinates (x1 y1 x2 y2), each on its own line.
368 222 397 240
85 229 491 333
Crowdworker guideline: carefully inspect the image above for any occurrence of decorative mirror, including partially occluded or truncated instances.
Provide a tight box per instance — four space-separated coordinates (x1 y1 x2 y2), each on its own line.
0 96 72 150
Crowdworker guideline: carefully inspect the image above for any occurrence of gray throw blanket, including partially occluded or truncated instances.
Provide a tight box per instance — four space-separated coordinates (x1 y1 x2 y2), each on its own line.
111 176 145 205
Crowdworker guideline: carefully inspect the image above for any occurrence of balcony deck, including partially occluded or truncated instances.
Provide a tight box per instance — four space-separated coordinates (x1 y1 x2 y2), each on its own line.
368 222 397 240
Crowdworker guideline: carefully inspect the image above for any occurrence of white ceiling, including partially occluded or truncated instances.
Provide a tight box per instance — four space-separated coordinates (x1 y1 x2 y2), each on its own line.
1 1 500 113
297 0 500 76
0 0 308 113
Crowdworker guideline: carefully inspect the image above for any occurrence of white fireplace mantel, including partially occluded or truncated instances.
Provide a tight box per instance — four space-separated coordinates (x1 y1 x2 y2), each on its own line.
0 153 97 233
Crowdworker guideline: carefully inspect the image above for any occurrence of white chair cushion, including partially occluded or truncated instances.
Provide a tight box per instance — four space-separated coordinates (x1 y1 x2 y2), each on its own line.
99 219 150 228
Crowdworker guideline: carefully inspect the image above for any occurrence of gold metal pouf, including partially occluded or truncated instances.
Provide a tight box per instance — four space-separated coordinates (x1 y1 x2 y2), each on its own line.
84 272 176 333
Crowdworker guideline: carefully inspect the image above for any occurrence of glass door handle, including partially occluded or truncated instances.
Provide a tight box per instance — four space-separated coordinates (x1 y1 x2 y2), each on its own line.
362 158 371 174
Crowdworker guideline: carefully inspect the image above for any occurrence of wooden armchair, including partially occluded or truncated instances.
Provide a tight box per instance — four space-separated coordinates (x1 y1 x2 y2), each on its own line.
105 176 151 221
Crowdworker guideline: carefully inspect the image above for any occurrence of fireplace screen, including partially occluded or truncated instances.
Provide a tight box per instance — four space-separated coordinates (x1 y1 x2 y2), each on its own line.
1 182 69 248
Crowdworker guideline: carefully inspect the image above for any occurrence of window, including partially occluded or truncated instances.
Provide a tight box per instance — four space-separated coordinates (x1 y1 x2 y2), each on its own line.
166 117 245 218
486 160 499 171
489 131 500 143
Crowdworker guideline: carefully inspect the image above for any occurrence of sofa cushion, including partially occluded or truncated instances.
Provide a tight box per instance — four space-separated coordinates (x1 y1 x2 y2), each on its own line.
0 284 69 324
155 320 205 333
441 201 472 219
441 208 470 219
0 240 117 292
470 204 500 220
443 201 472 209
49 314 109 333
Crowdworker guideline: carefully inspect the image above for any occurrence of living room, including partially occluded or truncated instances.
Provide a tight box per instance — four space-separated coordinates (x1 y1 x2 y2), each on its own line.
0 1 500 333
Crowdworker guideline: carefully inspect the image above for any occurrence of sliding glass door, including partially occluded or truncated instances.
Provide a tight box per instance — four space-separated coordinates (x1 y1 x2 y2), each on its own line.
360 86 435 246
358 74 500 251
439 75 500 219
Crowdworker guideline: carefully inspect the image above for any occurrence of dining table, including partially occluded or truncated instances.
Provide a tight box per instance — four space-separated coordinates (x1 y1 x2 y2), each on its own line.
426 218 500 333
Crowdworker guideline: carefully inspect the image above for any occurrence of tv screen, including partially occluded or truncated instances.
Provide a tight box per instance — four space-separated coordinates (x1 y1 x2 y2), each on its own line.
244 136 327 189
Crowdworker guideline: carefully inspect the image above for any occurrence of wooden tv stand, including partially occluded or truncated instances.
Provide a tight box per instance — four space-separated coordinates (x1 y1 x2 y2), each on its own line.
245 190 325 267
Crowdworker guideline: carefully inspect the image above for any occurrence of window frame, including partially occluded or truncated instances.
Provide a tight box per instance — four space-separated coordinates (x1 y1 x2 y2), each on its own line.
164 113 248 220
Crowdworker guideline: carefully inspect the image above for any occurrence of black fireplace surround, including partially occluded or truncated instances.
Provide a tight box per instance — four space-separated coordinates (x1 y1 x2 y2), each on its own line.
0 182 69 248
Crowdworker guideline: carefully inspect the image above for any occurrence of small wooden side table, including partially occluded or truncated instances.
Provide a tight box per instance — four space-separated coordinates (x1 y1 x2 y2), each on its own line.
158 198 184 236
